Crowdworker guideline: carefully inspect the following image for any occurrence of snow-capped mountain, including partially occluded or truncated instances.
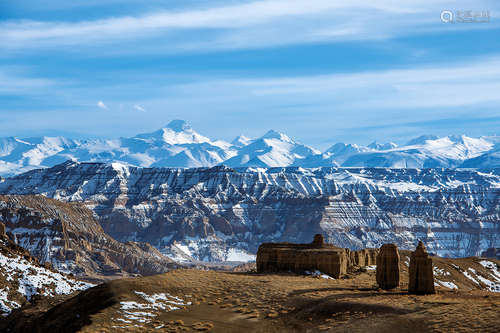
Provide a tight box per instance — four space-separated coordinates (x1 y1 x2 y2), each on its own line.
0 120 237 175
134 119 212 145
128 120 236 168
0 136 79 175
1 162 499 262
0 120 499 176
224 130 321 168
310 134 498 168
367 141 398 150
303 142 372 167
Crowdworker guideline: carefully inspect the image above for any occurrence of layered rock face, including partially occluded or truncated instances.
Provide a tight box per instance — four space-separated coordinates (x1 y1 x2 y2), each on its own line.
0 162 499 261
376 244 400 290
409 241 435 294
0 195 177 279
0 223 94 315
257 235 347 278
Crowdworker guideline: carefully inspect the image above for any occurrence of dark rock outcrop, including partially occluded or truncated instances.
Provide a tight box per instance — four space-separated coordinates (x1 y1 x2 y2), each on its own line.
409 241 435 294
481 248 500 260
376 243 400 290
257 234 347 278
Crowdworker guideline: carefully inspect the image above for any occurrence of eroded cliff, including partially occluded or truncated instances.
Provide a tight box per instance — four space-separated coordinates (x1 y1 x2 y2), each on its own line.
0 162 499 261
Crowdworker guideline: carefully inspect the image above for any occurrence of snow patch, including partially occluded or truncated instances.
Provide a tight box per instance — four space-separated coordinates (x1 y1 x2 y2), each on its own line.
114 291 191 325
225 248 256 262
0 250 94 314
305 270 334 279
435 280 458 289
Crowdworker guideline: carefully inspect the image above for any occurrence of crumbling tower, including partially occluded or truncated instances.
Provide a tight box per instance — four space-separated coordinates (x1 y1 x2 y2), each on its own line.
409 241 435 294
376 243 400 290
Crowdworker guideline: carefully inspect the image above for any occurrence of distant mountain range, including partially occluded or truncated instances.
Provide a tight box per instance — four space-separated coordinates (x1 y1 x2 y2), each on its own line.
0 119 499 176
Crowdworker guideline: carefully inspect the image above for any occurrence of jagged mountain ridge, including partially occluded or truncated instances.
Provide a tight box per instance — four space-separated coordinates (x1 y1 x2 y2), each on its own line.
0 195 177 280
0 120 499 176
0 161 499 262
0 120 237 176
223 130 320 168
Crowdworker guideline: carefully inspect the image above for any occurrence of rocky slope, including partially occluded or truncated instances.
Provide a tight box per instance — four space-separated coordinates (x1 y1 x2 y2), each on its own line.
0 195 177 280
0 162 499 262
0 120 499 176
0 223 94 316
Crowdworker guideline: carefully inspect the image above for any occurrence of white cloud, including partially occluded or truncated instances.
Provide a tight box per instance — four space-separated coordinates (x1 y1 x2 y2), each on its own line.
97 101 108 110
165 55 500 112
1 0 498 53
134 104 146 112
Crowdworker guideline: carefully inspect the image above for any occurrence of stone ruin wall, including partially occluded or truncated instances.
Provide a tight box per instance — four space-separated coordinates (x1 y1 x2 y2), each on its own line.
257 235 436 294
256 234 378 279
345 248 378 267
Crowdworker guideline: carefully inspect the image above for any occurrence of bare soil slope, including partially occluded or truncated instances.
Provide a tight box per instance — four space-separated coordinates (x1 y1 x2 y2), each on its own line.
3 260 499 333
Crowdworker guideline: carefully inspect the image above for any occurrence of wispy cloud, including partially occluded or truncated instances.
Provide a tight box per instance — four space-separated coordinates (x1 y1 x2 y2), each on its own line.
0 67 54 94
97 101 108 110
166 55 500 112
134 104 145 112
5 53 500 116
1 0 498 53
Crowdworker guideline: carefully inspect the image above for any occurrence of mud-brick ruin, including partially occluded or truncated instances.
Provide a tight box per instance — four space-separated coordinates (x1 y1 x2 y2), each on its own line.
257 234 435 294
256 234 377 279
409 241 435 294
376 243 400 290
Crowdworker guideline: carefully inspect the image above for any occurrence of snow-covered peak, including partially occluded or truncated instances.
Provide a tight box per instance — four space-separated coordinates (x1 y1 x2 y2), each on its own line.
367 141 398 151
231 135 252 147
223 130 319 167
135 120 211 145
325 142 369 155
336 134 496 168
406 135 439 146
419 135 493 160
318 143 372 166
165 119 191 132
0 123 499 176
448 134 467 144
260 130 292 143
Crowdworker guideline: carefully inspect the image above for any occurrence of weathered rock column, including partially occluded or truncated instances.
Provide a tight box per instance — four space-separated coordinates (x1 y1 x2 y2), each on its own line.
409 241 435 294
366 249 378 266
376 243 400 290
0 222 6 238
311 234 324 247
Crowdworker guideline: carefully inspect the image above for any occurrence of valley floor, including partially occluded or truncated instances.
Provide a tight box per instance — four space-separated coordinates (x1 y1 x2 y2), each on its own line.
2 267 500 333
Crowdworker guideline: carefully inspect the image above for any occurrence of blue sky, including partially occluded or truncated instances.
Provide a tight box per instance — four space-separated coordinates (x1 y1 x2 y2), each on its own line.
1 0 500 149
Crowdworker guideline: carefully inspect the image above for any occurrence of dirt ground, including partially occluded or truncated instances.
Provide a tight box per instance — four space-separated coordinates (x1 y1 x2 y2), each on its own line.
3 265 499 333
